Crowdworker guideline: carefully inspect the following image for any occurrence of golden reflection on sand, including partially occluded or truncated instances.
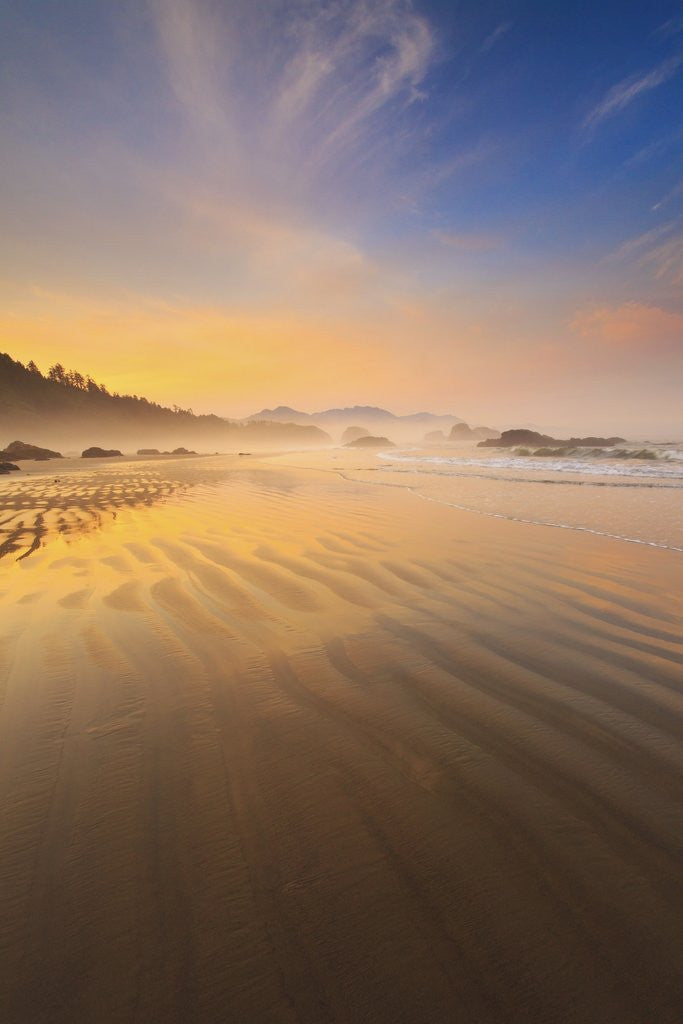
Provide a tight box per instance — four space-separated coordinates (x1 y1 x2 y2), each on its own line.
0 458 231 561
0 453 682 1023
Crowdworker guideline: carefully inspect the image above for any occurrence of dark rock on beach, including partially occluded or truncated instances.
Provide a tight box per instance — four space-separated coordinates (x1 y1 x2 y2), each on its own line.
344 436 395 448
81 447 123 458
0 440 63 461
0 461 21 474
478 429 626 448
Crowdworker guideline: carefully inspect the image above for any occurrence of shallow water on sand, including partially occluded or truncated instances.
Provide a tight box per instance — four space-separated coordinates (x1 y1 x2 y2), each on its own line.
362 444 683 550
1 453 682 1023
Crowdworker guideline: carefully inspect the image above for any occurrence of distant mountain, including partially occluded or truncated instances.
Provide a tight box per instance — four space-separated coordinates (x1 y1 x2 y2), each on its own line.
249 406 311 424
249 404 466 442
341 426 370 444
0 353 330 451
249 404 464 424
314 405 401 423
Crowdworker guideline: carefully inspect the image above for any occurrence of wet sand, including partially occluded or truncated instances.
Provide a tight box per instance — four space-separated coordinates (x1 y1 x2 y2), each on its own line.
1 453 682 1023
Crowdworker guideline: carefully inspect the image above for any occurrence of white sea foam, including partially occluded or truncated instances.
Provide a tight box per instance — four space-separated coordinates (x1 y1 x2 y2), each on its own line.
377 448 683 482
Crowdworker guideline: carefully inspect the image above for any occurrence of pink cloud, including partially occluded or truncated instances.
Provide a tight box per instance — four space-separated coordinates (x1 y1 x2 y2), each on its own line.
570 301 683 349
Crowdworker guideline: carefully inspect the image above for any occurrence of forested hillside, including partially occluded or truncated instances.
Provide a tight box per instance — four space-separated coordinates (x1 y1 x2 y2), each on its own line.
0 353 329 451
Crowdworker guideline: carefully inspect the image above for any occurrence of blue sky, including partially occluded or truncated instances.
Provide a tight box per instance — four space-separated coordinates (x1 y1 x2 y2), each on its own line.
1 1 682 434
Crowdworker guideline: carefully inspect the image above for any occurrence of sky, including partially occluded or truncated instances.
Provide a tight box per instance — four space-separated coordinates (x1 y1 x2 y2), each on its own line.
1 0 682 436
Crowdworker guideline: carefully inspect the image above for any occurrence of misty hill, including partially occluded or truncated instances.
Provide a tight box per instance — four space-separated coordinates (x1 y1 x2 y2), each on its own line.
341 426 370 444
316 406 456 426
449 422 500 441
249 404 466 443
248 406 312 424
344 436 395 448
0 353 330 451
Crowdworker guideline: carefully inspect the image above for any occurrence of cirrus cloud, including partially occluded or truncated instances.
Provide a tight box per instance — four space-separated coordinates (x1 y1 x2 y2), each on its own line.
583 54 683 131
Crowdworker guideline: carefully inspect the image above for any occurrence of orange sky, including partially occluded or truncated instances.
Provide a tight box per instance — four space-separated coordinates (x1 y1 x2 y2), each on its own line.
4 286 681 436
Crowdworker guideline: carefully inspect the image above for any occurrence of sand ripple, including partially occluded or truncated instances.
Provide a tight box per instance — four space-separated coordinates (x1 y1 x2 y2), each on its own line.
0 454 681 1023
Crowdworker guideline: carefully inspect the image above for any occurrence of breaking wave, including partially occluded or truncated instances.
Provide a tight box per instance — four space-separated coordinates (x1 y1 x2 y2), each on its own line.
377 445 683 483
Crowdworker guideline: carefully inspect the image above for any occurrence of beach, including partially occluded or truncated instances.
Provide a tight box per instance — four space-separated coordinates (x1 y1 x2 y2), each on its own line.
1 449 682 1023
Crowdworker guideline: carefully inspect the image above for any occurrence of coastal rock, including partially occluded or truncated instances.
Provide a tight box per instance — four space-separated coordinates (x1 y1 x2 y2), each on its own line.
341 426 371 444
449 422 476 439
171 447 196 455
0 461 20 474
344 435 395 448
137 448 160 455
471 425 500 440
0 440 62 461
81 447 123 458
478 429 626 448
478 429 555 447
566 436 626 446
450 422 500 441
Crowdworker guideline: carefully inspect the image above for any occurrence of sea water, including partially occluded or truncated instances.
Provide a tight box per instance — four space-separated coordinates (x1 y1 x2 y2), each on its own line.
370 443 683 551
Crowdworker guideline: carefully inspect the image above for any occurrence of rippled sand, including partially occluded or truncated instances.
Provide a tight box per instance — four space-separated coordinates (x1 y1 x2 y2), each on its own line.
1 452 682 1023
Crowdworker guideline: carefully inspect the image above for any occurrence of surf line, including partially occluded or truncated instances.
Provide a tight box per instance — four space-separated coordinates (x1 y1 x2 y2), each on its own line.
334 470 683 554
374 454 683 489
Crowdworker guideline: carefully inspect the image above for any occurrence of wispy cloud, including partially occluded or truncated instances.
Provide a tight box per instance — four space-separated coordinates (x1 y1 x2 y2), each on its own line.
652 179 683 211
640 231 683 284
608 221 683 286
479 21 512 55
150 0 436 182
138 0 508 320
654 16 683 40
583 54 682 131
139 0 450 304
623 127 683 166
608 221 677 260
149 0 230 130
